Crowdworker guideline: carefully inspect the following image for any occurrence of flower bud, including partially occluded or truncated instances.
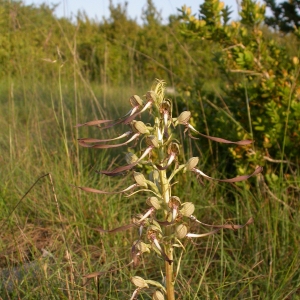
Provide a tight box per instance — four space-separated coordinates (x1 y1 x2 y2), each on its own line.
133 121 150 134
146 197 161 210
176 224 188 239
180 202 195 217
147 135 159 148
177 111 191 125
152 290 165 300
185 157 199 170
133 172 148 188
131 276 149 288
130 95 143 107
146 91 156 103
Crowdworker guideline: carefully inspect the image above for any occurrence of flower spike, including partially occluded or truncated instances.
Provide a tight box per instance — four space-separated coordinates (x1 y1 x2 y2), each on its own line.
76 82 262 299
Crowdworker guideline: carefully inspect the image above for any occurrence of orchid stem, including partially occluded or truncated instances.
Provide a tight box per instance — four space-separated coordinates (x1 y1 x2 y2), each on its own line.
159 168 175 300
165 245 175 300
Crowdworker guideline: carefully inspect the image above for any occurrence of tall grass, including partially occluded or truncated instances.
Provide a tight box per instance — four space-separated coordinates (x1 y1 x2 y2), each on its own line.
0 74 145 298
0 72 299 299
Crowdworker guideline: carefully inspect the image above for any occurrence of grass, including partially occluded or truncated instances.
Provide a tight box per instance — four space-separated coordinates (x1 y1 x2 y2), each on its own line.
0 74 299 299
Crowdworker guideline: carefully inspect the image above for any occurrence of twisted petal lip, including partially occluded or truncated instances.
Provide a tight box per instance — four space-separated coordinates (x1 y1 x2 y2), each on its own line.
100 146 154 176
186 229 221 238
190 215 254 229
163 111 170 137
78 131 132 143
192 166 263 182
98 164 138 176
186 217 254 238
187 124 253 145
172 208 178 221
137 207 155 223
78 133 140 149
75 99 147 129
73 183 138 194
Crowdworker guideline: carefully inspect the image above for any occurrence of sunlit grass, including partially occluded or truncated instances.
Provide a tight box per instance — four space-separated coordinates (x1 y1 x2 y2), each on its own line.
0 75 299 299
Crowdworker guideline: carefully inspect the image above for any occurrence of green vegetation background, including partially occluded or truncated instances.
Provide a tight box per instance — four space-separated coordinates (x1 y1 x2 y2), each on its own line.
0 0 299 299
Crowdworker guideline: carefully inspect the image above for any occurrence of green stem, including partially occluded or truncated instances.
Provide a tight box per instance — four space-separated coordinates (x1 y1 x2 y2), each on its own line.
165 245 175 300
159 169 175 300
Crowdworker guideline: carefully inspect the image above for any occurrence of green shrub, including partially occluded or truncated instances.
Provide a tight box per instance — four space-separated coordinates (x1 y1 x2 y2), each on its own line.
179 0 300 179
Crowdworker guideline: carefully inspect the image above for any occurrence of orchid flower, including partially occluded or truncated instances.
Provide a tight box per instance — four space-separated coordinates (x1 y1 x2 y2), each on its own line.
76 95 145 129
159 100 172 137
156 142 180 170
147 230 173 265
168 196 181 222
175 217 254 239
185 157 263 183
100 145 154 176
176 111 253 145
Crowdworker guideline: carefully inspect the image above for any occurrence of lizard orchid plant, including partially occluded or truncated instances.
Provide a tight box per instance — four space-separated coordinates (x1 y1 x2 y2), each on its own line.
76 80 262 300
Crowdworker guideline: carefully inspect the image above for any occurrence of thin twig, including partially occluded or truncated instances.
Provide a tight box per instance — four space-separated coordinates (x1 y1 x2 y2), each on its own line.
1 173 49 228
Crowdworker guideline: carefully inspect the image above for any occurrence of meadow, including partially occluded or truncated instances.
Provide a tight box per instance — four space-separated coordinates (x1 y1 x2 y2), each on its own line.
0 1 300 299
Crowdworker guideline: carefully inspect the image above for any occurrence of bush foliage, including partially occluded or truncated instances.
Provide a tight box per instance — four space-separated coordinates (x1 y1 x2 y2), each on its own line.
180 0 300 180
